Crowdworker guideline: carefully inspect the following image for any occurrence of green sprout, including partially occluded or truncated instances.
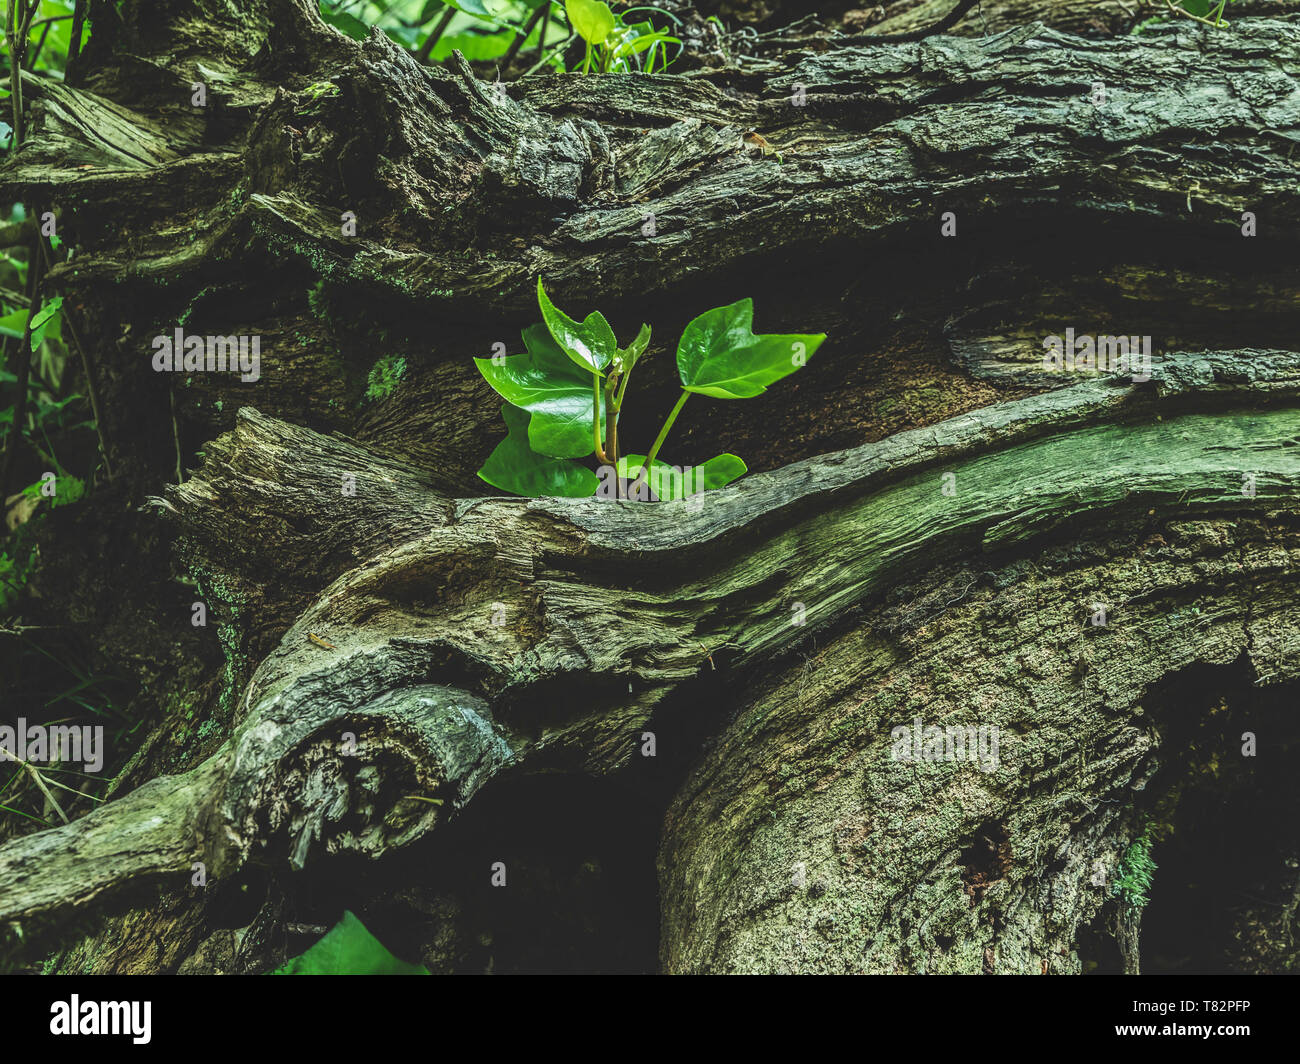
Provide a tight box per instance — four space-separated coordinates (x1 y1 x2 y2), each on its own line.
474 279 825 500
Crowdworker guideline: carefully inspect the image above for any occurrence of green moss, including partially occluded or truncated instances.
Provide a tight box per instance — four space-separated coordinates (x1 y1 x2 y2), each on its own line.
306 280 332 325
364 355 407 403
1114 829 1157 913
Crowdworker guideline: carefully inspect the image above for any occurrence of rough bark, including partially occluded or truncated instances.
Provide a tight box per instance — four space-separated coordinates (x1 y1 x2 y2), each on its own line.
2 0 1299 972
4 348 1300 969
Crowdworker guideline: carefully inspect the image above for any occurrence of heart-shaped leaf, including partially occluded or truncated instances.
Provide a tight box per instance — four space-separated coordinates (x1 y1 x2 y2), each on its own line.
537 278 616 376
565 0 615 45
479 404 599 497
616 453 747 500
269 911 429 975
475 324 603 458
676 299 825 399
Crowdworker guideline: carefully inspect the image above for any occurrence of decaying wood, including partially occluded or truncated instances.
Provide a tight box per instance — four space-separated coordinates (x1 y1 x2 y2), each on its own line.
2 0 1299 971
3 5 1295 495
3 349 1299 967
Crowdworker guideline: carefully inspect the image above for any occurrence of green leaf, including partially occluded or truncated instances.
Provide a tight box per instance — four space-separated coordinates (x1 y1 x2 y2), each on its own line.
317 2 370 39
618 322 651 374
428 28 514 62
565 0 615 46
0 308 28 340
676 299 824 399
59 475 85 506
439 0 514 28
269 911 428 975
29 296 63 350
475 325 603 458
32 473 85 508
536 278 616 376
616 453 747 500
446 0 498 17
479 404 599 497
1181 0 1212 14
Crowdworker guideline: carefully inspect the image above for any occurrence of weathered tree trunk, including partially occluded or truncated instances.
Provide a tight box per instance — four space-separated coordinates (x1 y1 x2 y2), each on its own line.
2 0 1299 973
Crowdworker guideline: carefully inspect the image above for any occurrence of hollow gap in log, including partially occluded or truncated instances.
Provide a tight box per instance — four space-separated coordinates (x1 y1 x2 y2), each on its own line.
1078 659 1300 974
274 773 662 973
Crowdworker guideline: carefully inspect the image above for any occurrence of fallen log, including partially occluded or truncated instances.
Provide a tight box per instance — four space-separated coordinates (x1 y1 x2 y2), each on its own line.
3 349 1299 971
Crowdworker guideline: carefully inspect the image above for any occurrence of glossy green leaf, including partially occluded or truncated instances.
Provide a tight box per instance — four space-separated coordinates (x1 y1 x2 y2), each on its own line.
269 911 429 975
479 404 599 497
618 322 651 374
475 324 603 458
566 0 615 45
537 278 616 376
676 299 825 399
616 453 747 500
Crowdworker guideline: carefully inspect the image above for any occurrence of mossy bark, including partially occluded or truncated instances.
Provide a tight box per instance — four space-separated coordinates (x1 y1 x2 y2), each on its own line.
1 0 1299 972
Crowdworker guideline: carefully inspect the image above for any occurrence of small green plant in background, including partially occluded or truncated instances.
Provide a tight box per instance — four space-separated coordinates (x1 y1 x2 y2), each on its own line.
1134 0 1233 33
566 0 680 74
475 279 825 500
316 1 680 74
364 354 407 402
1113 829 1158 912
269 910 429 974
1175 0 1232 25
300 79 340 102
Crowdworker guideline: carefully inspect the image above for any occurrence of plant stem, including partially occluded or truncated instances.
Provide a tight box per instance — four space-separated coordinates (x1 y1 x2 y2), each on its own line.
592 372 608 463
416 6 456 63
0 233 43 504
641 390 689 474
604 375 619 465
67 0 86 72
6 2 26 149
33 233 112 480
521 30 573 77
504 1 549 67
1163 0 1228 26
614 358 635 409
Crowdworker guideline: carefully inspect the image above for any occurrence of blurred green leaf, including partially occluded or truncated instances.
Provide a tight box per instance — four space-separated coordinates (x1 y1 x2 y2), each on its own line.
269 911 429 975
318 2 370 39
566 0 614 45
